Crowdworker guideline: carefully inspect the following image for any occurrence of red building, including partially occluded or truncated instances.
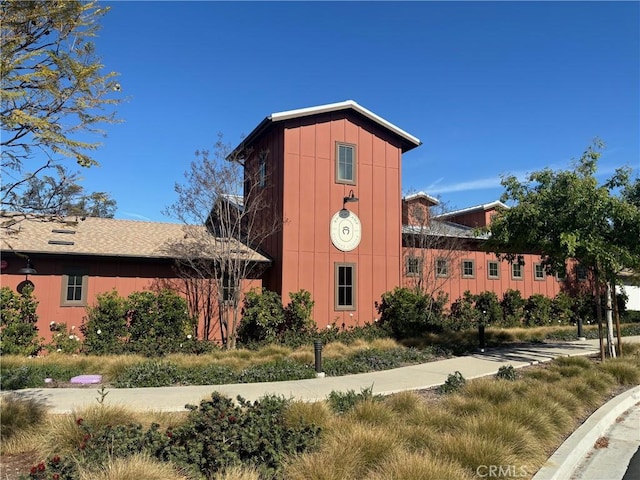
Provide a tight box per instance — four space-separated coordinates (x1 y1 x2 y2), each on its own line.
0 215 267 340
1 101 596 342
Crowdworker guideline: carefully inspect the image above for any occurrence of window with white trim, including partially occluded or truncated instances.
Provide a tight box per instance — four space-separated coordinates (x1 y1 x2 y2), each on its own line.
61 268 88 306
462 260 475 278
436 258 449 278
534 263 545 280
487 261 499 279
335 263 356 310
336 143 356 184
576 264 588 281
406 256 422 276
511 263 523 280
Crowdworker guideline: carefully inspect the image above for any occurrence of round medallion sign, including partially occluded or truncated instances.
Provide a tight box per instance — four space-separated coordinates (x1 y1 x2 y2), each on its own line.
330 209 362 251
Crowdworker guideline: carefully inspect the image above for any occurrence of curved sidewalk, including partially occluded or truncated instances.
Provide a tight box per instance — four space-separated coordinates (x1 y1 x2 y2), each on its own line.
11 337 638 414
7 336 640 480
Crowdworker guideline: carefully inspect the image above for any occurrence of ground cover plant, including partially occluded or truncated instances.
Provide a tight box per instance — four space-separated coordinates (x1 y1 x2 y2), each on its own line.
3 323 640 390
3 342 639 480
0 338 441 390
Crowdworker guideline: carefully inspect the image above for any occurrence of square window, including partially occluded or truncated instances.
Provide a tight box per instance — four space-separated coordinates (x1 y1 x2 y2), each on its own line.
436 258 449 278
222 274 237 303
335 263 356 310
336 143 356 184
511 263 523 280
556 267 567 281
487 261 500 279
462 260 475 278
406 256 422 276
534 263 545 280
61 269 88 306
576 264 588 281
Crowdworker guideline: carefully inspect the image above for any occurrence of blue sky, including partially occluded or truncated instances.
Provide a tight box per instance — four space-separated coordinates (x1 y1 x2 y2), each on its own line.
80 1 639 222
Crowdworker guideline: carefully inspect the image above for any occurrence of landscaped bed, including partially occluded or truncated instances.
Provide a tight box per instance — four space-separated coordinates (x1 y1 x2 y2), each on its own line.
1 324 639 390
1 341 639 480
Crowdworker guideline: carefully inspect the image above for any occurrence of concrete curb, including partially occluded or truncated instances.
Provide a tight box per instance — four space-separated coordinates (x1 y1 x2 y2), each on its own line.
532 385 640 480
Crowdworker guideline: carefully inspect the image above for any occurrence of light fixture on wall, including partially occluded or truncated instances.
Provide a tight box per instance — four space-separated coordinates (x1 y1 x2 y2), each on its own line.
342 189 359 210
18 258 37 278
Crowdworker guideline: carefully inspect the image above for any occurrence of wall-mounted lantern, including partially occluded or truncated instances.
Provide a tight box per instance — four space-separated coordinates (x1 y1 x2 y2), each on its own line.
18 258 37 279
342 189 359 210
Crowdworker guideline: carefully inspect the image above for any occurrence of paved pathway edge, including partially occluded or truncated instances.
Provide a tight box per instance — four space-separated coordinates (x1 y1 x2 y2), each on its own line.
532 385 640 480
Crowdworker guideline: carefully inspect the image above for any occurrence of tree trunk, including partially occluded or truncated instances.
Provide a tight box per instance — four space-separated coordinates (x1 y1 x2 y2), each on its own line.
605 282 616 358
594 270 605 361
612 283 622 356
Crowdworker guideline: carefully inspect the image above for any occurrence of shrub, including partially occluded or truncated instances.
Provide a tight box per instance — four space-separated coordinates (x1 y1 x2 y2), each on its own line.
46 322 82 354
474 291 502 326
0 285 42 356
126 290 195 356
524 294 553 327
237 289 286 345
447 291 478 331
284 290 316 335
376 287 445 339
0 363 85 390
496 364 517 381
161 393 322 478
113 360 181 388
237 359 315 383
572 293 598 326
0 394 47 441
551 292 575 326
623 310 640 323
501 289 525 327
82 290 197 356
323 347 433 377
180 364 236 385
437 371 466 394
81 290 128 355
327 385 381 414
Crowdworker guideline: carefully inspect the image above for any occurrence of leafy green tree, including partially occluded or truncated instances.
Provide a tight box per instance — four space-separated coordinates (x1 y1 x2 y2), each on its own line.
486 140 640 359
1 0 121 216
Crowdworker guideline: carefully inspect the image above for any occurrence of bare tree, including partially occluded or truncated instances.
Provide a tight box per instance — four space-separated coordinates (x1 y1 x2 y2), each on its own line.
164 135 279 348
402 193 476 306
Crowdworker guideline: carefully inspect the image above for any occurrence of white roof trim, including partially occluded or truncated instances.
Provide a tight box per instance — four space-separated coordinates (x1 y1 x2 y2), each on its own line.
269 100 421 147
434 200 509 219
403 191 440 205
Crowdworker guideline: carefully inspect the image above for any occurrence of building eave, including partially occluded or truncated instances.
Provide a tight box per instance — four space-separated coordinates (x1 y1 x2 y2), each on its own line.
231 100 422 158
434 200 509 220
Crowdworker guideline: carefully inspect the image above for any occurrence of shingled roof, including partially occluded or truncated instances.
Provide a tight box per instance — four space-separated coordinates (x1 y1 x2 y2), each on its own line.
0 214 270 263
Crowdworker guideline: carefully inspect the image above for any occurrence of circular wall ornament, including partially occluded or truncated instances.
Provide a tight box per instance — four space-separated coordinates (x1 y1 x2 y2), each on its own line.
330 209 362 251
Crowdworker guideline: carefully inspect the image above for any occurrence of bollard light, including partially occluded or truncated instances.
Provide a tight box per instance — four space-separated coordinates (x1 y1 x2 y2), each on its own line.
314 340 325 377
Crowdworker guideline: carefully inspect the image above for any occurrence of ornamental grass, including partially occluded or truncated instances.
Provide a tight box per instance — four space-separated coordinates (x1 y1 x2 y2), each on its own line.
78 454 189 480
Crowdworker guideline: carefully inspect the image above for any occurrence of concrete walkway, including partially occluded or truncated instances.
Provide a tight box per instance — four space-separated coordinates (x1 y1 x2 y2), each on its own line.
12 337 621 414
7 336 640 480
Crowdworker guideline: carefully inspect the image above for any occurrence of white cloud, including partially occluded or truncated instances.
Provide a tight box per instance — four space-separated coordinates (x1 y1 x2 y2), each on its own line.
120 211 153 221
426 176 502 194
